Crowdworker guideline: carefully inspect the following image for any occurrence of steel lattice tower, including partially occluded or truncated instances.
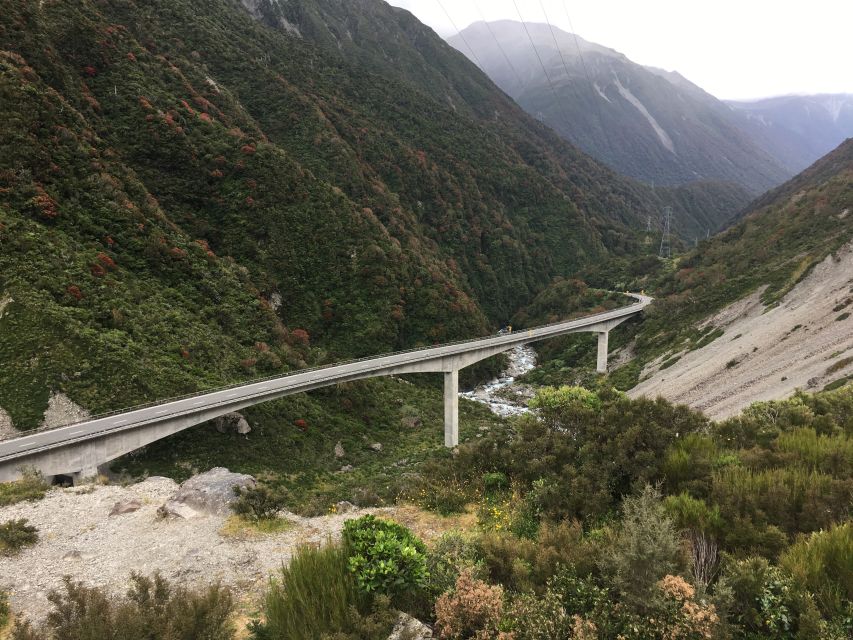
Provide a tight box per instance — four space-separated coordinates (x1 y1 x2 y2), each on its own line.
659 206 673 258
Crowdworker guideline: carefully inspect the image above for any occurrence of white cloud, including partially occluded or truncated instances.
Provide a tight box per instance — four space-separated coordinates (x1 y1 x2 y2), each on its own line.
387 0 853 100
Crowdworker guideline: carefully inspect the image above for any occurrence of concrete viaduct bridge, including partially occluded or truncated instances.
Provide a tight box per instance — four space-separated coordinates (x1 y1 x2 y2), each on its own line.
0 294 651 482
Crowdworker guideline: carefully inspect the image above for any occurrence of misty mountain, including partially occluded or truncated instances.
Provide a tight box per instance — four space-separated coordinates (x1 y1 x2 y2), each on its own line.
448 21 791 195
727 94 853 173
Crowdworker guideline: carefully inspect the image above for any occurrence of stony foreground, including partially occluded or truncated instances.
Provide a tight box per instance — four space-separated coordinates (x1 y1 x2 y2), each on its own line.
0 474 457 624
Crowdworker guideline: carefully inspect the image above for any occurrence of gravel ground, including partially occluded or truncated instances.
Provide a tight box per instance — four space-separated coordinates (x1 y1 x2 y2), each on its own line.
631 242 853 419
0 478 456 624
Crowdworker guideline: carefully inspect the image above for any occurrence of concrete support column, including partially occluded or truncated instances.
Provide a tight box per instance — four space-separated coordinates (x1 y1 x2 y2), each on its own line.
72 466 100 485
443 369 459 447
596 331 609 373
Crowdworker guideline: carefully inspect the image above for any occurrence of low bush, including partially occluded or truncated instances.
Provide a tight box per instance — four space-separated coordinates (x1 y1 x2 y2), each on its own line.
251 543 365 640
780 522 853 618
715 556 824 639
600 486 685 612
231 484 288 522
11 574 233 639
0 470 48 506
1 589 9 629
434 570 506 640
0 518 38 555
342 515 428 599
427 531 485 597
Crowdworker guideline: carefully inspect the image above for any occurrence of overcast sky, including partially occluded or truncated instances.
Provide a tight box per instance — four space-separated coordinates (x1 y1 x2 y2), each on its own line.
386 0 853 101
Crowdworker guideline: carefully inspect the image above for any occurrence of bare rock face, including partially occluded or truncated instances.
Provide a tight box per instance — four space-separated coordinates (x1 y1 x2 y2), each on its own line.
214 412 251 435
334 441 345 458
369 442 382 452
0 405 18 439
109 499 142 516
159 468 255 519
388 613 432 639
41 392 90 429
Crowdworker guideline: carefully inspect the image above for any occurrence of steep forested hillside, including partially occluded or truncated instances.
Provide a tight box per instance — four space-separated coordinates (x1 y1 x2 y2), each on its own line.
0 0 678 430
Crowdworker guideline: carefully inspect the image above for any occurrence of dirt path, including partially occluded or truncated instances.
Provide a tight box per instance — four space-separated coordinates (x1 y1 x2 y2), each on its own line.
0 478 466 625
631 243 853 419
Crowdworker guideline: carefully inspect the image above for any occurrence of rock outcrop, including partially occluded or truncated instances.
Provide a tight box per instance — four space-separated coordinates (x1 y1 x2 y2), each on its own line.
159 467 255 519
388 612 432 639
109 499 142 516
213 412 251 435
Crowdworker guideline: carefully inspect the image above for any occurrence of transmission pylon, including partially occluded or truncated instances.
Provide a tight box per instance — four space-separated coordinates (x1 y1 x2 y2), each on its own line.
658 206 672 258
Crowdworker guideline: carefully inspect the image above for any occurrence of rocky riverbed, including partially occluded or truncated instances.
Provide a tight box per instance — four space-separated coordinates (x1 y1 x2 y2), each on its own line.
460 345 537 416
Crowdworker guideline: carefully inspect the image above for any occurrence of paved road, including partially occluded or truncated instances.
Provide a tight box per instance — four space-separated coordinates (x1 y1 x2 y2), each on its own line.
0 294 651 464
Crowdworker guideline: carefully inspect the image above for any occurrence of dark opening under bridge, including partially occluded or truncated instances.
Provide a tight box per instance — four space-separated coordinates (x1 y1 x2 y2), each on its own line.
0 294 651 482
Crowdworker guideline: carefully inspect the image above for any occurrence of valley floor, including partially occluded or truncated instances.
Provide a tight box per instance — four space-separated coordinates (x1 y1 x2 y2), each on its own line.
631 242 853 418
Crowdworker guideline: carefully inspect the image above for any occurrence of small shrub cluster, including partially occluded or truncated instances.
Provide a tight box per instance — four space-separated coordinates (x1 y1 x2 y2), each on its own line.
342 515 429 599
0 470 48 506
434 570 507 640
231 483 288 522
0 518 38 555
11 574 233 639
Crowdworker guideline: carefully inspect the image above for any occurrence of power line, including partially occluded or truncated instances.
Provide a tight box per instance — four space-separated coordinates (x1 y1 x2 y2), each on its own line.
473 0 525 90
559 0 615 157
436 0 484 70
538 1 574 88
510 0 563 113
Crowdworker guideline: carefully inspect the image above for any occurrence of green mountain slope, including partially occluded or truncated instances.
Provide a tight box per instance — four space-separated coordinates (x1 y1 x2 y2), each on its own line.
0 0 669 430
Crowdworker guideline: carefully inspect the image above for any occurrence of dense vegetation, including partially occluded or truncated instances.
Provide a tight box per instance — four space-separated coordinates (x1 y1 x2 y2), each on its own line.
0 0 686 438
9 386 850 639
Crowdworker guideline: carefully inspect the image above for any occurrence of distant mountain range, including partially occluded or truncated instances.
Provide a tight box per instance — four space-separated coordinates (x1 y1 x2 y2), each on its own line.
726 94 853 173
448 21 853 195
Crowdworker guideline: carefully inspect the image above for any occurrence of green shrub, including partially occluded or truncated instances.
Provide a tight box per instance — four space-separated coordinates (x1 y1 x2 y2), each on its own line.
481 472 509 495
426 531 485 597
0 518 38 555
716 557 824 639
600 485 684 612
528 386 601 431
251 543 363 640
0 470 48 506
11 574 233 640
231 484 288 522
342 515 428 598
0 589 9 629
780 522 853 617
476 531 536 593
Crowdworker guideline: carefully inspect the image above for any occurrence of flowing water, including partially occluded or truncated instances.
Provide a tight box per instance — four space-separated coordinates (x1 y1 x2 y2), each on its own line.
460 345 537 417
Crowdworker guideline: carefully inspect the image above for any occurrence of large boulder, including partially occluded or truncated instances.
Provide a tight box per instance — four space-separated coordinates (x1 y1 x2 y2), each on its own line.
159 467 255 519
213 412 251 435
388 613 432 639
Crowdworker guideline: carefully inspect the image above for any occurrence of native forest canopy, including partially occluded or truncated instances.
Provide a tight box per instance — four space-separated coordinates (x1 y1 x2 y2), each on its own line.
0 0 851 639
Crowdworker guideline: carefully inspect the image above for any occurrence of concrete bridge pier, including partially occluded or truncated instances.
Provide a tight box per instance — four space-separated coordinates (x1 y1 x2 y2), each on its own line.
596 331 610 373
444 369 459 447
